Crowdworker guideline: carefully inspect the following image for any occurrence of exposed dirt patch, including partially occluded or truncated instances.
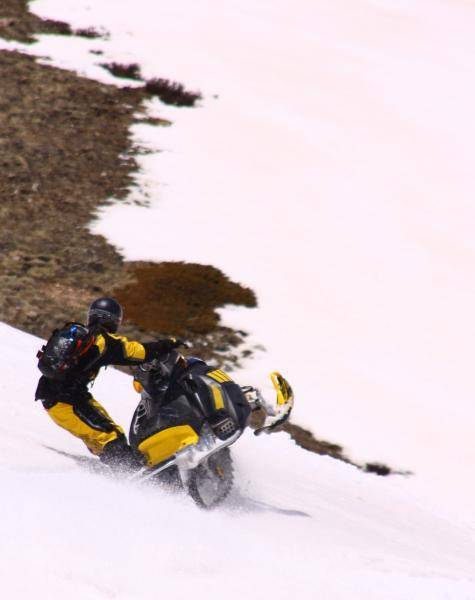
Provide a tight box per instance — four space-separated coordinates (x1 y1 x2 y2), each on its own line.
0 0 98 43
134 116 172 127
101 62 142 81
145 78 202 107
99 63 202 107
74 27 104 40
115 262 257 336
0 49 142 337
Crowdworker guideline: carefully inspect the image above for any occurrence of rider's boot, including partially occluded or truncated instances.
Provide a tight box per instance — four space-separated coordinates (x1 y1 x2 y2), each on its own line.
100 435 145 471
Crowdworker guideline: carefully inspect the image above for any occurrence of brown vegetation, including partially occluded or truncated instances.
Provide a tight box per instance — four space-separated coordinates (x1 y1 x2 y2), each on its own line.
102 62 142 81
0 0 71 43
145 78 202 107
0 49 144 338
116 262 256 336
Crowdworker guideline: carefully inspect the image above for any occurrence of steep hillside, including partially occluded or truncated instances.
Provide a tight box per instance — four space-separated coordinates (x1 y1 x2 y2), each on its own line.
1 322 474 599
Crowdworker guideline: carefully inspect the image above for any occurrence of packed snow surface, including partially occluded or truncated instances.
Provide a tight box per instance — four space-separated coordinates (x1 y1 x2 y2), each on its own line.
1 322 474 599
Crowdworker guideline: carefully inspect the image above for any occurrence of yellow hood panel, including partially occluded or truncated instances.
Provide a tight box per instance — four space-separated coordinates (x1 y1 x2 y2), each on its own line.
138 425 199 466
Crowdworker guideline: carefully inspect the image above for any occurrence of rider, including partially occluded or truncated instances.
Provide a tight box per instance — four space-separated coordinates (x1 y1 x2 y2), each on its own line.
35 297 183 468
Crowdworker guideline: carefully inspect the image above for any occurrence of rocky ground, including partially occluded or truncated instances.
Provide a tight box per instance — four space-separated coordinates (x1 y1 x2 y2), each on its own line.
0 0 395 472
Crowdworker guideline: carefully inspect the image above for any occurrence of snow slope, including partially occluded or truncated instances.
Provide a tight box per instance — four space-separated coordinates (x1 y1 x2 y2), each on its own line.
3 0 471 522
1 322 475 599
1 1 475 594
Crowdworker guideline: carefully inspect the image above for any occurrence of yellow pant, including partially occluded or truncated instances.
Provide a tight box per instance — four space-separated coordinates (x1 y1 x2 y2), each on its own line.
46 399 124 455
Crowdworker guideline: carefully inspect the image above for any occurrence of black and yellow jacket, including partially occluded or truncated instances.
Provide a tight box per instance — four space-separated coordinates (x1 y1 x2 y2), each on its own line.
35 330 175 407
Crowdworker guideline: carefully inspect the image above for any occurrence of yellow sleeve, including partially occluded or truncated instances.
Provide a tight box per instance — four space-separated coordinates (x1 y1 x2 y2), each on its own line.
106 333 146 362
94 334 107 355
122 339 146 360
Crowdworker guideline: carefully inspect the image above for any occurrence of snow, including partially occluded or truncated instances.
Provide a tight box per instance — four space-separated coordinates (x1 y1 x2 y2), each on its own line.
1 322 474 599
2 0 475 596
10 0 474 516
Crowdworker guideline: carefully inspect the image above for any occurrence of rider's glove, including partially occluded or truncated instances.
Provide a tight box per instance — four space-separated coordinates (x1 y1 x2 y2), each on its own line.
143 337 188 360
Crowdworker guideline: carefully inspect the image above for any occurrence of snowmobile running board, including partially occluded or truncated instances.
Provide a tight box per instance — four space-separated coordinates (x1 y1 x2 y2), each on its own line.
127 456 177 483
128 429 242 484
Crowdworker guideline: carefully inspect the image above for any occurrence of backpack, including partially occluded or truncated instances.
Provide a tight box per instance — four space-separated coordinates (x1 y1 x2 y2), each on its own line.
37 322 95 380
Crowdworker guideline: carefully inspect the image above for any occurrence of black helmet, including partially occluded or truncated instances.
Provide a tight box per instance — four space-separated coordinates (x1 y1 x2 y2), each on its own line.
87 297 123 333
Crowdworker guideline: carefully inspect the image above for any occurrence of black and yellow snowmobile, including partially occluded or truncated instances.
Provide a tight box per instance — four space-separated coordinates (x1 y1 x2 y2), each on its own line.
127 350 294 509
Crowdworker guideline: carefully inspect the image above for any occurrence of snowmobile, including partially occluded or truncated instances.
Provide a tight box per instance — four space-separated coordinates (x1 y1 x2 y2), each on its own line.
126 350 294 509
